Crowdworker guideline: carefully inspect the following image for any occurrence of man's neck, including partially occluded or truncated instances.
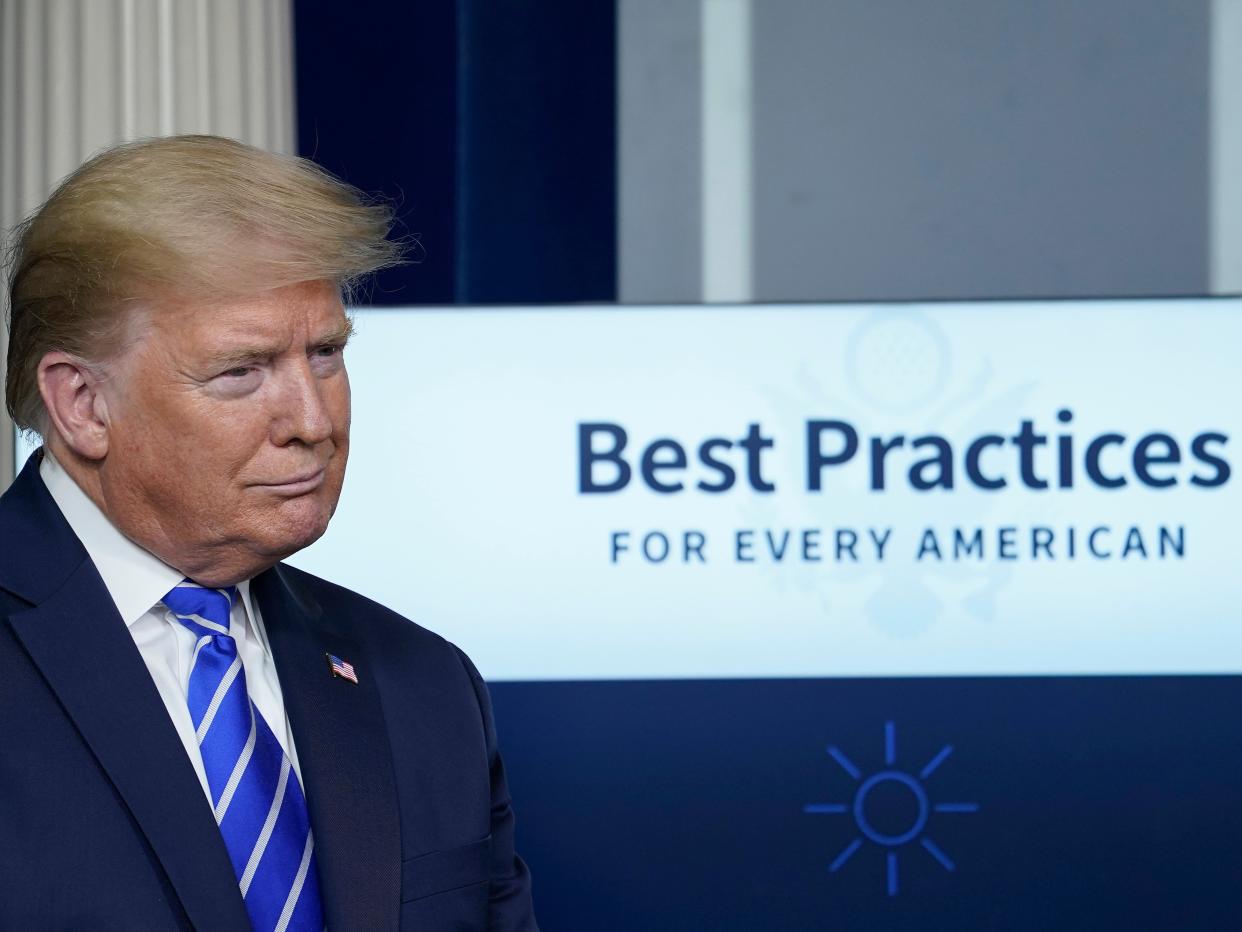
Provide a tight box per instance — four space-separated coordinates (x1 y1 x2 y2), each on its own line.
44 434 109 514
42 437 237 586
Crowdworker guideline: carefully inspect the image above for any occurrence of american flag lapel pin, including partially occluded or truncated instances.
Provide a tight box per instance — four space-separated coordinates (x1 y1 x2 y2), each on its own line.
326 653 359 684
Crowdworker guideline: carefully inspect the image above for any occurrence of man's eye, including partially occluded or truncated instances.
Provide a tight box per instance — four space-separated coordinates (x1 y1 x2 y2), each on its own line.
316 344 343 358
222 366 254 378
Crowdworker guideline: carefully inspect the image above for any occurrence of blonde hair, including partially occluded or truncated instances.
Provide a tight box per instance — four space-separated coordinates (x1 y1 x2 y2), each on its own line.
5 134 401 431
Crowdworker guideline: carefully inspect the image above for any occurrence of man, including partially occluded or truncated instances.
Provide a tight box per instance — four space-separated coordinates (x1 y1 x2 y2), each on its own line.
0 136 537 930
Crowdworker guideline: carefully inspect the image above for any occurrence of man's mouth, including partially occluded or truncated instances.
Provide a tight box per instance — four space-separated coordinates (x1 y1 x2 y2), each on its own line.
255 467 327 496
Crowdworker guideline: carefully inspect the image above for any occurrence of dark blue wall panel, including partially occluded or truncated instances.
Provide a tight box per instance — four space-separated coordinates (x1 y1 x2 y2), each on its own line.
294 0 459 305
456 0 617 303
294 0 616 305
491 676 1242 931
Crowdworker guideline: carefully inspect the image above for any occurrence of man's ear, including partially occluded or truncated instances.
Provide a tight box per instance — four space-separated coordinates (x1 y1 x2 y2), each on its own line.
37 351 111 460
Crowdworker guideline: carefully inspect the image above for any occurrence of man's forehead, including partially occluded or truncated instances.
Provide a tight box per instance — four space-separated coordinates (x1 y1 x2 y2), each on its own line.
197 312 352 344
154 282 349 343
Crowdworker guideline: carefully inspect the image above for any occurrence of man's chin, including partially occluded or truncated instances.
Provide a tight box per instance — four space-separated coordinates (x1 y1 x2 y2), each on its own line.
260 506 333 560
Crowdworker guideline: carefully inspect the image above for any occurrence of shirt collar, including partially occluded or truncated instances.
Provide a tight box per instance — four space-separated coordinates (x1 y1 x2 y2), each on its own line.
39 451 265 647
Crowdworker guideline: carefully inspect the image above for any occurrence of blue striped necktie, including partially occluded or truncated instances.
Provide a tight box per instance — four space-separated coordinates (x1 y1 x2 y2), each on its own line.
162 580 324 932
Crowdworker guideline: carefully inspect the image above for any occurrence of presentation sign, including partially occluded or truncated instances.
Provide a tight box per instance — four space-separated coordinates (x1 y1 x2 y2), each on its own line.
281 299 1241 680
18 300 1233 679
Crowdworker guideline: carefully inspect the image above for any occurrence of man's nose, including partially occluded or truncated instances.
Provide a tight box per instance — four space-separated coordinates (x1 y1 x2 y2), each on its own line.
271 361 333 446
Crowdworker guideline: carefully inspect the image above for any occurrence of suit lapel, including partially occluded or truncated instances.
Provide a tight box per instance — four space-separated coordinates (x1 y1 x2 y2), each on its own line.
255 565 401 931
2 457 248 930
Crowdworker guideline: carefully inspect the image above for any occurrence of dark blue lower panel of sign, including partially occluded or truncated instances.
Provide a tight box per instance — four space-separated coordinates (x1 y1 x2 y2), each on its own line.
488 676 1241 931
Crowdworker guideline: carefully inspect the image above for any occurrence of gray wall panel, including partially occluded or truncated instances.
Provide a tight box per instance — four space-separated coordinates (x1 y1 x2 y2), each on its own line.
618 0 702 303
752 0 1209 301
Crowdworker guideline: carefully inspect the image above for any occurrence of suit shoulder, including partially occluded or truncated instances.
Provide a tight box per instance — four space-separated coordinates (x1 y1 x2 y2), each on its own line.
274 562 463 660
272 563 490 728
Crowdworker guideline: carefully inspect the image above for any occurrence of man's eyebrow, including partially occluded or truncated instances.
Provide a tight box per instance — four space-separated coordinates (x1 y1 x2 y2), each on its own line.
199 322 354 371
200 344 282 370
314 319 355 345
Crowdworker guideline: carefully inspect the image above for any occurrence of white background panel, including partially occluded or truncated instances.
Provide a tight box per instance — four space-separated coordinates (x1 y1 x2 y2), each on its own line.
16 300 1238 679
274 300 1242 680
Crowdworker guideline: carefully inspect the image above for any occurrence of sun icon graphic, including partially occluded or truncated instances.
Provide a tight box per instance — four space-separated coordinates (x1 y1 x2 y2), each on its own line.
804 721 978 897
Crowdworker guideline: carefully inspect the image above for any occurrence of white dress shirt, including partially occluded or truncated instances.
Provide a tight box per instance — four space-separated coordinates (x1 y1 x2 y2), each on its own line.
40 451 304 805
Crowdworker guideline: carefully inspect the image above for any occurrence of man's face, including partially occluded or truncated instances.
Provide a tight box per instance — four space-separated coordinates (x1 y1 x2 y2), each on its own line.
96 279 352 584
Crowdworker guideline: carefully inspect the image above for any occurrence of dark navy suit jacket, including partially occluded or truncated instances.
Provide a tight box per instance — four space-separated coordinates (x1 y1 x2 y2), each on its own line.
0 452 537 930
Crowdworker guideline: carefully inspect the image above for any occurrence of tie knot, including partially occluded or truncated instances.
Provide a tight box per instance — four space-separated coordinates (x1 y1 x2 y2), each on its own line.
162 580 237 638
